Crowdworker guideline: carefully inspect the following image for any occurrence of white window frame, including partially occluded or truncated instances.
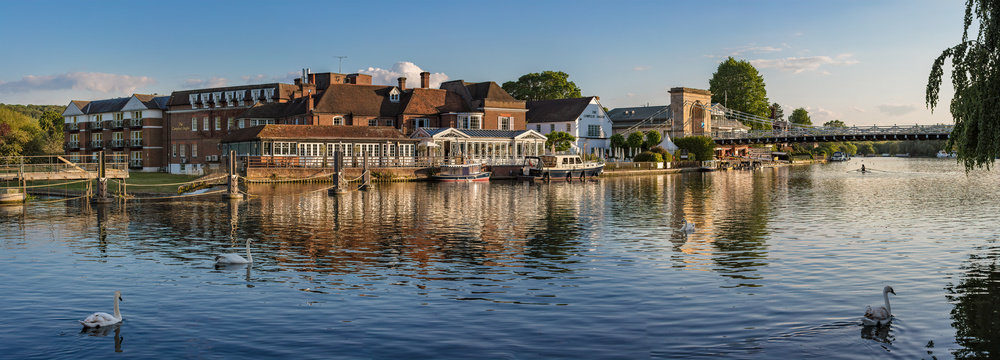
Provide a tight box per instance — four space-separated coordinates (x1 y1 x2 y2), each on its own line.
499 116 512 130
189 94 199 109
191 118 197 132
202 117 209 131
214 117 221 131
368 118 378 126
587 125 601 137
192 143 198 158
332 116 345 126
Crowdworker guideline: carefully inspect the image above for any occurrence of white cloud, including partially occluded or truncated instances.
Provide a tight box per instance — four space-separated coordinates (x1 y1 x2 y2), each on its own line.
876 103 919 116
728 44 785 56
851 106 866 113
182 77 228 88
805 106 839 122
358 61 448 88
0 72 155 94
750 53 858 73
632 66 650 71
626 92 636 97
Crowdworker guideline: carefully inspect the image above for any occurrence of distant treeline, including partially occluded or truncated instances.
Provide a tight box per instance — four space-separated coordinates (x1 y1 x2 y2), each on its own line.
789 140 948 158
0 104 66 157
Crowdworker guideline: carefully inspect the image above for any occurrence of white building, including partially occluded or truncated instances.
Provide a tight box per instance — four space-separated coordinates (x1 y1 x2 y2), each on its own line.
525 96 612 156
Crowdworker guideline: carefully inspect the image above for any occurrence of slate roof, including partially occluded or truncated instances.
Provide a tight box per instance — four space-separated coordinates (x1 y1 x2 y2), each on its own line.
81 97 132 114
237 98 308 118
70 100 91 110
135 94 170 110
413 127 539 139
526 97 596 123
167 83 298 107
220 125 411 143
465 81 517 102
607 105 672 127
439 80 525 111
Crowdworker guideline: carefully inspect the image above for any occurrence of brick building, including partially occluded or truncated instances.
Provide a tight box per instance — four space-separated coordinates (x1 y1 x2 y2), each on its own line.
61 94 169 171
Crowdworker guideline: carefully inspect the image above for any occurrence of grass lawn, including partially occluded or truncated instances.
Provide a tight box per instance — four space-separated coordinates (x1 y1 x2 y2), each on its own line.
16 172 202 194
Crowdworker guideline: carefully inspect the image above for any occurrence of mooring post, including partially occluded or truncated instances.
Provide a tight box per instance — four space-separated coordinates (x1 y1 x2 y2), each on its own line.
93 151 112 203
226 150 242 199
329 150 348 195
360 151 370 191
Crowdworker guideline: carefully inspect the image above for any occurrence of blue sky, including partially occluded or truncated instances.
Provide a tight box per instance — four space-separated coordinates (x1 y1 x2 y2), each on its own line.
0 1 964 125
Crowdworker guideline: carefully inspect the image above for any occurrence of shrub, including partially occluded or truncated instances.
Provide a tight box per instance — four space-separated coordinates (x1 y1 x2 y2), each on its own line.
650 146 673 162
633 151 663 162
673 136 716 161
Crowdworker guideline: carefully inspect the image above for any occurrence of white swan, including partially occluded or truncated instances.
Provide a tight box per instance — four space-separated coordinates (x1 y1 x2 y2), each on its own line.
80 291 123 328
216 239 253 264
680 219 696 233
863 285 896 326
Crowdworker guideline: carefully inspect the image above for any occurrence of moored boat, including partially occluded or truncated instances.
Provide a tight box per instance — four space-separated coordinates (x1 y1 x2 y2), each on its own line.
520 155 603 181
830 151 848 161
432 163 491 182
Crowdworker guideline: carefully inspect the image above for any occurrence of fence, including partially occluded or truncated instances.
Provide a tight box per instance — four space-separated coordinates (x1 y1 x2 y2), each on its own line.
243 155 530 169
0 154 129 179
604 161 700 171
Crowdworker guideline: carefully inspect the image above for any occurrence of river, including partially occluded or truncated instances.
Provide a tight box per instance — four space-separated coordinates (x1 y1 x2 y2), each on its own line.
1 157 997 359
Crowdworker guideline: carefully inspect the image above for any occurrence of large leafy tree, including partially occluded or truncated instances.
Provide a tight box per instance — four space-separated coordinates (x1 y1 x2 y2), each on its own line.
927 0 1000 171
644 130 662 149
789 108 812 126
545 131 576 152
626 132 645 150
709 57 771 130
609 133 626 149
823 119 847 128
502 71 582 101
673 136 717 162
0 107 45 157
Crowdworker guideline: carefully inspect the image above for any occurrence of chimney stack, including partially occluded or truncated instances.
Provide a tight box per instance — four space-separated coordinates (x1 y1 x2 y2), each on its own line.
420 72 430 88
397 77 406 90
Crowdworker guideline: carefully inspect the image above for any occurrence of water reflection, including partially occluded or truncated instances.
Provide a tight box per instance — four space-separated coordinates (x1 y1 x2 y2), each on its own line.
946 243 1000 359
79 324 123 353
861 324 893 344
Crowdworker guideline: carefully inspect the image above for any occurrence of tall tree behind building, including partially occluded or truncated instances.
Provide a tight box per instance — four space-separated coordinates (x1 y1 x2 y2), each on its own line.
708 57 771 130
789 108 812 126
926 0 1000 171
502 71 582 101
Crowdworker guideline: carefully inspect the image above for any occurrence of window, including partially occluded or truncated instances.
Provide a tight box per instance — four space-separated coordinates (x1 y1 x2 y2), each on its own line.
536 124 541 132
191 118 197 131
273 142 296 156
458 115 482 129
228 117 234 130
499 116 512 130
565 123 571 132
239 119 245 129
172 144 177 157
114 112 124 121
369 118 378 126
179 144 186 158
192 143 198 158
549 124 555 133
202 117 209 131
132 111 142 119
94 114 103 122
92 133 102 141
389 88 400 102
131 151 141 160
189 94 199 109
385 119 393 127
332 116 345 126
214 117 221 131
71 134 79 142
113 132 124 140
587 125 601 137
413 118 428 128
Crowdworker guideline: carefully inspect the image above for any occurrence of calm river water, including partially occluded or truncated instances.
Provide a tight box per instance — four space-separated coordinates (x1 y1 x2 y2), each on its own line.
1 158 998 359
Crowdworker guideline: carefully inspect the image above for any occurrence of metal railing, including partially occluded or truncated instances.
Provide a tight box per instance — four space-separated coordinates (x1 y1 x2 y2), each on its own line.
65 123 79 131
243 155 533 169
0 154 129 179
89 140 104 149
88 122 102 130
65 141 80 150
104 120 124 129
129 159 143 168
110 139 125 148
127 118 143 128
129 138 143 147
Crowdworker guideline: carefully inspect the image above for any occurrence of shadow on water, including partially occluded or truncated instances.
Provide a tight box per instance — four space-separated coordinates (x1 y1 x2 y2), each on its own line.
80 324 123 353
946 242 1000 359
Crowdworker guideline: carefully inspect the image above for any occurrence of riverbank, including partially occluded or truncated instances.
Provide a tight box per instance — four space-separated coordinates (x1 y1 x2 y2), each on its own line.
23 172 200 197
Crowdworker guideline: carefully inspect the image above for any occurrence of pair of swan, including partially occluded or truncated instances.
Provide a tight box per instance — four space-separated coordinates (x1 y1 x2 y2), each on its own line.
679 219 696 234
863 286 896 326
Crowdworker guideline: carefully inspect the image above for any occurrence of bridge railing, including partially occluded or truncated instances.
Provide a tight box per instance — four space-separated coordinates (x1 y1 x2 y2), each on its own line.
0 154 129 177
712 124 954 140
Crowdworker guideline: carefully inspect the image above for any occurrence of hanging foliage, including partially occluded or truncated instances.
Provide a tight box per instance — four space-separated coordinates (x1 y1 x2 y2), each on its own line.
926 0 1000 171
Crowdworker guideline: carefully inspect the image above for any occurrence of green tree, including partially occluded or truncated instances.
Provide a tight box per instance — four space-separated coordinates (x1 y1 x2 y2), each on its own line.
626 132 645 150
633 151 663 163
927 0 1000 170
673 136 716 162
38 110 64 138
545 131 576 152
709 57 771 130
770 102 784 120
0 107 45 157
502 71 582 101
789 108 812 126
609 133 626 149
823 119 847 127
644 130 662 149
650 145 673 162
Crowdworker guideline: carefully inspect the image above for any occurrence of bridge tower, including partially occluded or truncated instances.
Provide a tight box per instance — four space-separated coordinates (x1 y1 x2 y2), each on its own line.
669 87 712 138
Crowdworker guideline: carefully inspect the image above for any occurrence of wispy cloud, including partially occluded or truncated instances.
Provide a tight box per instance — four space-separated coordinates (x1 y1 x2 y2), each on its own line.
182 77 228 88
750 53 858 73
728 44 786 56
632 66 650 71
851 106 866 113
358 61 448 88
805 106 839 122
0 72 155 94
626 92 636 97
876 103 918 116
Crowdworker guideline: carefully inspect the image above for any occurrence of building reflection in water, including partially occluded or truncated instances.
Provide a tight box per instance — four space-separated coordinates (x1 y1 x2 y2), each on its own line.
945 243 1000 359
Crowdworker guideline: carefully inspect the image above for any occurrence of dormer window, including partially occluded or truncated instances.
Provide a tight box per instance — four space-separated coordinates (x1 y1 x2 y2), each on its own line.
200 93 211 109
212 92 223 108
189 94 199 109
389 88 400 103
224 91 235 107
235 90 245 106
250 89 261 103
332 116 344 126
263 88 275 103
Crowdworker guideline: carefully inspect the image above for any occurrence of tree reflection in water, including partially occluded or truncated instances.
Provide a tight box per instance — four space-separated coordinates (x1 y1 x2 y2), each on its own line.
946 243 1000 359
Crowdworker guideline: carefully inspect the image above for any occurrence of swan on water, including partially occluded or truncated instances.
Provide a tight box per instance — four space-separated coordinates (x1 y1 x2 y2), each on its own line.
680 219 696 233
863 285 896 326
80 291 123 328
216 239 253 264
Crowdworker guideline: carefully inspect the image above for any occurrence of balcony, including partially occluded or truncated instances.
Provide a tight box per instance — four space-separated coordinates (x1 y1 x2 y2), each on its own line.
110 139 125 148
89 140 104 149
65 141 80 150
129 138 143 147
127 118 143 128
104 120 124 130
129 159 143 168
65 123 79 131
88 122 102 130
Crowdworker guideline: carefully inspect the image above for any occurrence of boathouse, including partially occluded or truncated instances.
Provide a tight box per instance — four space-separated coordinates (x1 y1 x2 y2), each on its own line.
409 127 548 165
220 124 419 167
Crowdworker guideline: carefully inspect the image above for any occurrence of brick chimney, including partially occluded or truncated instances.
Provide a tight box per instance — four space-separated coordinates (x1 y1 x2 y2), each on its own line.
306 89 313 113
397 77 406 91
420 72 430 88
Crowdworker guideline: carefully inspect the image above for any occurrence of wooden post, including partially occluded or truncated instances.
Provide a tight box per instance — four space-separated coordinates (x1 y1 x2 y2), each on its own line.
93 151 112 203
359 151 370 191
328 150 348 195
226 150 242 199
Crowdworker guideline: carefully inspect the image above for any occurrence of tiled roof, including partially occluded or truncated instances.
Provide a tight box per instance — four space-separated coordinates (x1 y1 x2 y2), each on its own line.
313 84 402 117
135 94 169 110
439 80 525 110
465 81 517 102
401 88 468 114
70 100 90 110
220 125 410 143
526 97 596 123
